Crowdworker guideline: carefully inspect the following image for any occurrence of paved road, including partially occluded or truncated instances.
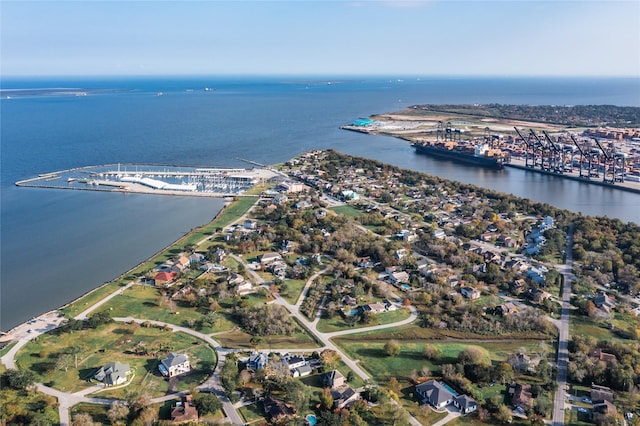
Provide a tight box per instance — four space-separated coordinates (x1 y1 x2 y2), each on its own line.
552 225 574 426
75 282 135 320
113 317 244 426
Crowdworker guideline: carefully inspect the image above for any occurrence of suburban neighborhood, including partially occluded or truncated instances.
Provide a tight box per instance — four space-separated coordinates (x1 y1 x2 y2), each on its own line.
1 150 639 426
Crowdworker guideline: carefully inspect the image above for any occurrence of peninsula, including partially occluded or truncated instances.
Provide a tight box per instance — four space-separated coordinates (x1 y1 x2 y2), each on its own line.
2 150 639 426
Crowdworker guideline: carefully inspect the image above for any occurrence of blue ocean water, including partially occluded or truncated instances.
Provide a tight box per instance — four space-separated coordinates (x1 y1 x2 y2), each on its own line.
1 76 639 330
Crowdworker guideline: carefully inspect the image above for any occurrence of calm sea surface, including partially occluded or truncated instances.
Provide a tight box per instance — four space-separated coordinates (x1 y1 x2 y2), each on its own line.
2 76 639 330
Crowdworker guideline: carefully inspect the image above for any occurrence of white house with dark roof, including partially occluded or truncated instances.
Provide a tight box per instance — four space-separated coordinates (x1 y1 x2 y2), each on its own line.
248 352 269 370
454 394 478 414
159 353 191 377
415 380 454 409
94 361 131 386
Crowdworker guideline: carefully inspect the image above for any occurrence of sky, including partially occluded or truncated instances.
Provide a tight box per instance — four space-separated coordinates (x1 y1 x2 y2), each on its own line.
1 0 639 77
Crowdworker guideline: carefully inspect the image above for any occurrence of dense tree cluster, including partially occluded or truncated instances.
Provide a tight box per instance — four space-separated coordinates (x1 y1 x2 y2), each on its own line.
234 304 297 336
568 335 640 392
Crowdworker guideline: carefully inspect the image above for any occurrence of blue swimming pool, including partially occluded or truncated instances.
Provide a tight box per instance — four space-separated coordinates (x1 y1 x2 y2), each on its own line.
306 414 317 425
440 381 460 397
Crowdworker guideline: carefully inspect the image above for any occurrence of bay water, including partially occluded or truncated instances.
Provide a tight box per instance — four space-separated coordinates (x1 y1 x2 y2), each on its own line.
2 76 639 330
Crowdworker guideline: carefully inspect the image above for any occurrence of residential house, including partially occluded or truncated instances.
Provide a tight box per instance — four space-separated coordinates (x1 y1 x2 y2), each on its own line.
396 230 417 242
433 229 446 239
170 395 198 424
527 266 547 285
321 370 345 389
282 354 306 371
228 273 245 286
363 302 386 314
394 249 407 260
594 292 616 312
159 353 191 378
273 194 288 205
278 181 307 193
383 299 397 311
342 295 357 306
389 271 410 285
154 271 177 285
508 353 534 372
295 200 312 210
527 288 552 304
260 252 282 266
212 248 227 262
415 380 454 409
496 302 519 316
331 386 360 409
248 352 269 371
355 256 374 269
591 384 614 403
94 361 131 386
454 395 478 414
460 287 481 299
243 220 257 230
589 349 617 367
188 253 205 264
509 383 532 410
292 365 313 378
509 279 527 295
593 400 617 418
175 255 191 271
236 281 254 296
263 396 296 423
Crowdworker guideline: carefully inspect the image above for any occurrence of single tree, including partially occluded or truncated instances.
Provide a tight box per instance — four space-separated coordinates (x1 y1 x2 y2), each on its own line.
384 339 401 357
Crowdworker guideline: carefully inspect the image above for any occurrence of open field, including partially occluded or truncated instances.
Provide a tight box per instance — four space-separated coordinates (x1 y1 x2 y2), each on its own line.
329 205 363 218
15 322 215 396
214 329 318 350
332 339 547 384
316 308 411 333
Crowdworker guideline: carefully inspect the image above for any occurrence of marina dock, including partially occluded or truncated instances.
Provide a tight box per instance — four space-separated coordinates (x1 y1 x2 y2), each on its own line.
16 164 279 197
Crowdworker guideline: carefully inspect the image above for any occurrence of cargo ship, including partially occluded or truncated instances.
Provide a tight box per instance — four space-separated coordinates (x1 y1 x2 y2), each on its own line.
413 141 510 169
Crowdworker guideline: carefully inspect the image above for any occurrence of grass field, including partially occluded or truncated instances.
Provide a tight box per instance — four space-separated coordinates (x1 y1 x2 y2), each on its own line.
569 313 637 342
280 279 307 305
214 329 318 350
332 339 545 384
329 205 363 218
16 322 216 396
238 402 266 424
316 308 411 333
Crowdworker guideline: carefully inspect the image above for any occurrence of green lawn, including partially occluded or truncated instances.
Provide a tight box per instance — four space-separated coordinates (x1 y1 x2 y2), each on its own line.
280 279 306 304
215 197 259 229
15 322 216 397
215 329 318 350
60 282 125 319
316 308 411 333
569 313 633 342
329 205 363 218
0 341 17 358
238 402 267 424
332 339 545 384
96 284 234 333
